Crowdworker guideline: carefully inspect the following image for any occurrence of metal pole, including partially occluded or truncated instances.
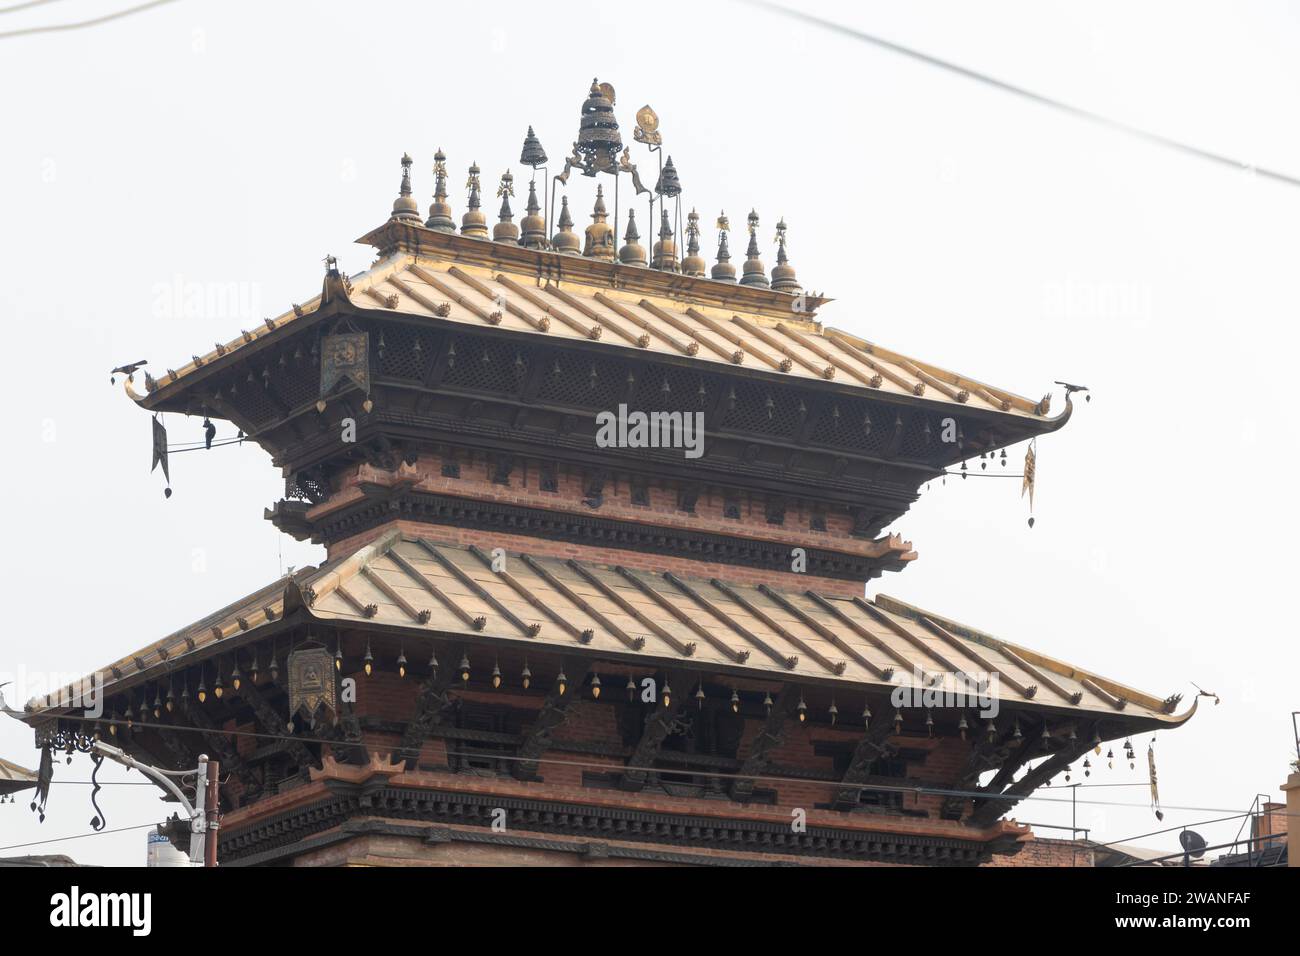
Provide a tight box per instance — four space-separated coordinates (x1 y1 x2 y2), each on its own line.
92 741 207 867
204 758 220 867
191 755 208 866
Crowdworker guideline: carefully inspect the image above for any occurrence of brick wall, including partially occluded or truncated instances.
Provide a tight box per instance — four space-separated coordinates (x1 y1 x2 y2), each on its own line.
313 450 913 599
982 836 1095 867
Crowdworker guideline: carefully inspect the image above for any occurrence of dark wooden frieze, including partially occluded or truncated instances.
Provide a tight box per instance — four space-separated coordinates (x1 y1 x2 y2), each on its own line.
218 782 1010 867
276 487 906 582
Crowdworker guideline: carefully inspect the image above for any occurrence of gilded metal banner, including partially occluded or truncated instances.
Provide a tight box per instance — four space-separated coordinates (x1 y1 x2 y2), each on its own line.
320 331 370 399
288 646 336 725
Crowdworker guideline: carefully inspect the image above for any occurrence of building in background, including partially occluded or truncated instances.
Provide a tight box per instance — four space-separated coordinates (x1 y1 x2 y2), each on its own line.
18 81 1197 867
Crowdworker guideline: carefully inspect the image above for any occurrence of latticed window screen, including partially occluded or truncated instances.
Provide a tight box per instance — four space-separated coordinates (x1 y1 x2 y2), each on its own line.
274 352 321 410
374 324 429 382
809 396 893 456
442 334 529 394
720 381 802 437
535 351 625 409
629 366 707 414
231 377 277 426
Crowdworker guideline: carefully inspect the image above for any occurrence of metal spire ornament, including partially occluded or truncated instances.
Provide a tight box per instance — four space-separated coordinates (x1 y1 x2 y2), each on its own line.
651 206 677 271
558 79 623 180
681 208 706 276
426 148 455 232
618 208 647 265
493 170 519 244
583 185 615 260
461 162 488 238
552 195 580 254
712 212 736 282
739 209 769 287
390 152 421 223
520 125 547 168
519 177 547 249
770 218 801 294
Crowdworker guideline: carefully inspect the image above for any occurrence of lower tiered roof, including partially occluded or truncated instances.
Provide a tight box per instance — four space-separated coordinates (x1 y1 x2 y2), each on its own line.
25 530 1194 733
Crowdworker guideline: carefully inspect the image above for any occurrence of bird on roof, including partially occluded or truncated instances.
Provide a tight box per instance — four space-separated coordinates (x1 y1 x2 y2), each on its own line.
1054 380 1091 402
110 361 148 385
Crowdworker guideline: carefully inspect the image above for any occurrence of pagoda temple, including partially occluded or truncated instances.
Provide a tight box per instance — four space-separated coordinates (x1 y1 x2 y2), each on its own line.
21 80 1195 867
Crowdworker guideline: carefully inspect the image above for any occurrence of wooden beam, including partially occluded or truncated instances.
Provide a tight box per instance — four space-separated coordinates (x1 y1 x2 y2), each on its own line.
731 685 791 800
612 566 748 663
178 697 250 805
520 554 645 651
710 579 845 675
465 544 591 643
513 659 588 781
237 679 318 775
969 728 1095 827
385 545 487 631
663 572 795 669
939 721 1019 820
831 716 899 810
567 560 696 656
621 676 690 793
414 539 539 639
758 585 894 680
804 591 918 676
394 656 459 769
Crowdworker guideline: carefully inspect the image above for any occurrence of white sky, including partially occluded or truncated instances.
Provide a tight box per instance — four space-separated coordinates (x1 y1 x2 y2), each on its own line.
1 0 1296 866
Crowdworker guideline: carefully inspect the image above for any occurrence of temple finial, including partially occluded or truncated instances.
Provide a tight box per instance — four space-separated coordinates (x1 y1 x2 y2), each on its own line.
553 195 580 254
770 218 801 294
739 209 769 288
520 125 548 169
711 211 737 282
461 162 488 238
655 156 682 199
619 208 647 266
493 171 519 244
652 206 678 271
583 185 615 260
519 178 547 249
682 208 706 276
391 153 421 223
426 148 455 232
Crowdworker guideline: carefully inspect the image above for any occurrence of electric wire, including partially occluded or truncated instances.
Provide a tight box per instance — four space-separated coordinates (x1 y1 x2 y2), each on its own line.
743 0 1300 188
0 0 178 39
27 709 1251 815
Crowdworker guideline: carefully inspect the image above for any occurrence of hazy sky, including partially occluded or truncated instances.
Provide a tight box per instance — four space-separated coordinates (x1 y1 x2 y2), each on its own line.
1 0 1296 866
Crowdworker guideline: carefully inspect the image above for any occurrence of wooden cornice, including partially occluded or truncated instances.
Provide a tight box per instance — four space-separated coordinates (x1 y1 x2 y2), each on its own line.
357 219 830 321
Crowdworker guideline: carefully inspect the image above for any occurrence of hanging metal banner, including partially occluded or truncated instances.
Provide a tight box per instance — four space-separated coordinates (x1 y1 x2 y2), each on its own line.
287 645 336 727
320 331 370 399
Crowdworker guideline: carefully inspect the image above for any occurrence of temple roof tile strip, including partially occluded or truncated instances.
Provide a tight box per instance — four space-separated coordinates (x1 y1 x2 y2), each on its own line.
26 532 1192 730
131 247 1052 424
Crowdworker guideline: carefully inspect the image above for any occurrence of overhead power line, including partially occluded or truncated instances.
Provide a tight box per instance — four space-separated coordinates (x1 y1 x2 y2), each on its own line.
0 0 178 39
745 0 1300 188
0 0 71 15
28 710 1251 815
